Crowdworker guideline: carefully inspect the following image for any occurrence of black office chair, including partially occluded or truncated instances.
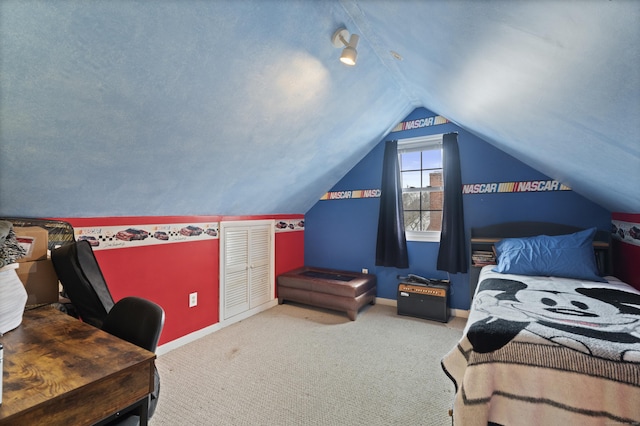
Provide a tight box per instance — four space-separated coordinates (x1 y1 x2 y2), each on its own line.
101 297 165 425
52 242 165 424
51 240 115 328
102 296 165 353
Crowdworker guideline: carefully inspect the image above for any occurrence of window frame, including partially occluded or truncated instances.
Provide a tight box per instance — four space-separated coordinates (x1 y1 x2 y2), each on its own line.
398 134 444 243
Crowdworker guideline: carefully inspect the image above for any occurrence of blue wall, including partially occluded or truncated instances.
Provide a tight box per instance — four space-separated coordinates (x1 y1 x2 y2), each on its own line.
304 108 611 310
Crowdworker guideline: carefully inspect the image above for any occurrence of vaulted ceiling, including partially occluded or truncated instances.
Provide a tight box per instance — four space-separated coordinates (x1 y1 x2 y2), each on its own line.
1 0 638 217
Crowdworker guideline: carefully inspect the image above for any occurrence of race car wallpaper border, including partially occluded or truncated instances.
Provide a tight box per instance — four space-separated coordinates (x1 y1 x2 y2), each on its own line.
75 217 303 251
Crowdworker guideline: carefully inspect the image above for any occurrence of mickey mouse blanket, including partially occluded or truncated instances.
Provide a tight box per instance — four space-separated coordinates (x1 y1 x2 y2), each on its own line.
441 267 640 425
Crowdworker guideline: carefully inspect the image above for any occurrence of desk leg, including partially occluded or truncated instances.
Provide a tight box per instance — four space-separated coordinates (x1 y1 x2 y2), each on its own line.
139 395 150 426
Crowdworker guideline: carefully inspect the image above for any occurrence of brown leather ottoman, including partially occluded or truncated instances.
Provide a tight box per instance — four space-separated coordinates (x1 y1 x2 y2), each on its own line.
277 266 376 320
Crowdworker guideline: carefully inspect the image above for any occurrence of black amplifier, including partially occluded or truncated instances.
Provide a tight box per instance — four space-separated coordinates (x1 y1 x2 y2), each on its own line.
397 281 450 323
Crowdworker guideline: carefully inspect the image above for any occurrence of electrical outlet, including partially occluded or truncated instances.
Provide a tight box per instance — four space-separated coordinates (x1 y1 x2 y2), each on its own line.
362 268 368 274
189 292 198 308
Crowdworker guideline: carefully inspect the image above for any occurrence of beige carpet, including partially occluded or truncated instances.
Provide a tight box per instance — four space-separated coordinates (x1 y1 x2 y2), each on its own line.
152 303 465 426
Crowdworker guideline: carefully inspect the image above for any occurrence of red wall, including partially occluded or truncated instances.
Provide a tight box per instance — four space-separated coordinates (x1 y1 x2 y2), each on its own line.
275 231 305 295
59 215 304 345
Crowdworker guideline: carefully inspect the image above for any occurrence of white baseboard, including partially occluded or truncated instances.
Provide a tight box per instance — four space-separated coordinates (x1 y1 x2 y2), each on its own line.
375 297 397 307
156 322 222 356
376 297 469 318
219 299 279 328
156 299 278 356
157 298 468 356
451 308 469 318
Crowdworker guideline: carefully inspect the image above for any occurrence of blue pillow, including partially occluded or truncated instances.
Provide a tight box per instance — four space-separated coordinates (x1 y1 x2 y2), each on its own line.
492 227 606 282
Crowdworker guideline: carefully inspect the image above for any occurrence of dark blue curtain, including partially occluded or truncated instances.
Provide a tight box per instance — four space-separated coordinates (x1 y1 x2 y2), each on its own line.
437 133 467 273
376 140 409 268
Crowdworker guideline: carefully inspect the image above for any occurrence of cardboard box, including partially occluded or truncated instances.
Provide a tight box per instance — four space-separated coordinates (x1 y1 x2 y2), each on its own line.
16 258 59 305
14 226 49 262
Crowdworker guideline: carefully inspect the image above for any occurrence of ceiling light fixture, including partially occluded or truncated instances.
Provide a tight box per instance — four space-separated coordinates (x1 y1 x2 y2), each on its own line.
332 27 359 66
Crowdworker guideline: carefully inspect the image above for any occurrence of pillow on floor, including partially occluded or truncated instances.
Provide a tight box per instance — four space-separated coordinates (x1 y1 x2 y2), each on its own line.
492 227 606 282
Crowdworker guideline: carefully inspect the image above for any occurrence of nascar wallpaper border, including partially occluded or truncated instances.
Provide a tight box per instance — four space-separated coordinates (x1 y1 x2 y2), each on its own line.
462 179 570 194
390 114 450 132
320 180 570 202
320 189 381 201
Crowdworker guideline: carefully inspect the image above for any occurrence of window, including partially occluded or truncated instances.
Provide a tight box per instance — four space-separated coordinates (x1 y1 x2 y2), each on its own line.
398 134 443 242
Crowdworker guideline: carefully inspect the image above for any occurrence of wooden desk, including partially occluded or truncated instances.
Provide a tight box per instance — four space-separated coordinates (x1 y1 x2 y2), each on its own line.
0 306 155 425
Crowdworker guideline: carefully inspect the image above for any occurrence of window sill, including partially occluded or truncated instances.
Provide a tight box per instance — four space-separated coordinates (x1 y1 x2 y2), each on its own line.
406 231 441 243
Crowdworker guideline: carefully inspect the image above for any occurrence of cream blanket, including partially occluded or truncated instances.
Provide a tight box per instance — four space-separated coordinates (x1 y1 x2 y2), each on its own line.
442 268 640 425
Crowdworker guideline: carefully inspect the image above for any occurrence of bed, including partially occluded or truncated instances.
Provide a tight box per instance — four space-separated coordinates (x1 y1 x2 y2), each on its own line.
441 223 640 425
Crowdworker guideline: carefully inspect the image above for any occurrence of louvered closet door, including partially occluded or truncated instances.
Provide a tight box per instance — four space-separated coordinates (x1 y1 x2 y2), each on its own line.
249 225 271 308
221 221 274 321
222 227 250 319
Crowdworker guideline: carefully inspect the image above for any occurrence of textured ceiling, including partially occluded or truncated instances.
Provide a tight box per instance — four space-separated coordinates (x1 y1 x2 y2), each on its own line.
1 0 638 217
